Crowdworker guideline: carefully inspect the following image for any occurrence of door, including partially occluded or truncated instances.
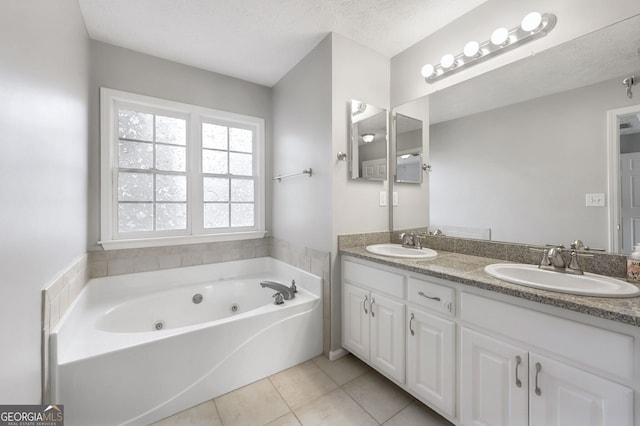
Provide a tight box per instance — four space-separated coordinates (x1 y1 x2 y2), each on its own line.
342 283 370 360
407 307 455 417
460 328 529 426
620 152 640 254
369 292 405 382
529 353 633 426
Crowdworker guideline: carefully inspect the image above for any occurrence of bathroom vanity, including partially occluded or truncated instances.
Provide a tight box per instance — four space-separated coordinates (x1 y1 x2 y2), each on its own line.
340 247 640 426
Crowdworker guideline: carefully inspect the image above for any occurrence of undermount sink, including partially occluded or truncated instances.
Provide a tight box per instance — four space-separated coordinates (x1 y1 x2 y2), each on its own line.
365 244 438 259
485 263 640 298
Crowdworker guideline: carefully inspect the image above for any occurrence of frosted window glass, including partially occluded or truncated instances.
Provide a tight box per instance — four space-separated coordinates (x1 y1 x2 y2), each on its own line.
156 115 186 145
231 179 253 202
231 203 254 227
156 174 186 201
118 172 153 201
203 177 229 202
229 152 252 176
229 128 252 153
156 203 187 230
118 203 153 232
202 123 228 149
203 149 228 174
119 141 153 169
119 110 153 141
156 145 186 172
204 203 229 228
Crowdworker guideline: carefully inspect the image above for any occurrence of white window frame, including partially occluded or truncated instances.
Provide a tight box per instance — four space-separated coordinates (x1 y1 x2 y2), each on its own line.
100 87 266 250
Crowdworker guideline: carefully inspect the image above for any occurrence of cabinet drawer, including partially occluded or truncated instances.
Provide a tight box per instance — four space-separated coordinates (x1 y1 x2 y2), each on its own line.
343 259 404 298
408 276 455 316
461 292 635 379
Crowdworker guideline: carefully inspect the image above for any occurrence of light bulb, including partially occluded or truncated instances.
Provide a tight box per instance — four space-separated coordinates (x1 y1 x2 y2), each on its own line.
464 41 480 58
491 27 509 46
421 63 435 78
362 134 375 143
440 53 455 69
521 12 542 32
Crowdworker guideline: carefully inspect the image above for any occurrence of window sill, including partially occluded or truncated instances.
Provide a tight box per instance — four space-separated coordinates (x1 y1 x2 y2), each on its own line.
99 231 267 251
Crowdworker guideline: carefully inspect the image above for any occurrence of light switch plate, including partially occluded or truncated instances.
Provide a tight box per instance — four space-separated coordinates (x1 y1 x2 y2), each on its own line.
379 191 387 207
585 193 605 207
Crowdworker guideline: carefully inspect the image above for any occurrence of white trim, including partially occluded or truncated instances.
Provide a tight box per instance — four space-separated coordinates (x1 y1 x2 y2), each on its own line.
100 87 266 247
329 347 349 361
606 103 640 253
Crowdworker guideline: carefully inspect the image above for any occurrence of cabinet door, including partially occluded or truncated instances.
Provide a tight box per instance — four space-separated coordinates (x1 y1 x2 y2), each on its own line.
342 283 370 360
370 292 405 383
407 307 455 417
529 353 633 426
461 328 528 426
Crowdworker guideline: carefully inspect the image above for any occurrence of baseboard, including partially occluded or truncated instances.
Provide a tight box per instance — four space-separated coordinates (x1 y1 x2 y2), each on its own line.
328 347 348 361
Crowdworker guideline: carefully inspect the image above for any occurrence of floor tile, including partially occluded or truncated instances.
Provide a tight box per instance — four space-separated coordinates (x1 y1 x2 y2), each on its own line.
343 370 413 423
151 400 222 426
294 388 378 426
312 354 371 386
383 401 454 426
265 412 302 426
269 360 338 409
214 378 289 426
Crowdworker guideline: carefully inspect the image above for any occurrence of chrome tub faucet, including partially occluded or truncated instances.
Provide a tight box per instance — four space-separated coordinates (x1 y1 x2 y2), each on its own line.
260 280 296 302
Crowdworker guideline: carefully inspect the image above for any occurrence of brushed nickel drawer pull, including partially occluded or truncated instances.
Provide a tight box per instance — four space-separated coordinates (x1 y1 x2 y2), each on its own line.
418 291 441 302
515 355 522 388
535 362 542 396
363 295 368 314
409 313 415 336
370 297 376 317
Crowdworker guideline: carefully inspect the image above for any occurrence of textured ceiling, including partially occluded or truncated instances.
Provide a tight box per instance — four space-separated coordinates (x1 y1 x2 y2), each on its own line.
78 0 487 86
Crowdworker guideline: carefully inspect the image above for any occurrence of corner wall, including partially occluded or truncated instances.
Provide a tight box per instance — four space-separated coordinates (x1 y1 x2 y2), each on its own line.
0 0 90 403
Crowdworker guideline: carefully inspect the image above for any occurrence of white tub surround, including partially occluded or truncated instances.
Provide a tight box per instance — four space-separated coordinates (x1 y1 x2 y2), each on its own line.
50 257 322 426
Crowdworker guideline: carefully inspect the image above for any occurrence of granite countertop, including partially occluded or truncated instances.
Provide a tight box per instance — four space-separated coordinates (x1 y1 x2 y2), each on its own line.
340 246 640 328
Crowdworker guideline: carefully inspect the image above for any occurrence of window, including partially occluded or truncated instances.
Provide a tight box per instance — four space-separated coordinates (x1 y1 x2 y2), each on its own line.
100 88 265 249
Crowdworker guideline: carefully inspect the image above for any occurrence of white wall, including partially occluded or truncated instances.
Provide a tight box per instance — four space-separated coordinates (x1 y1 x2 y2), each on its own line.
391 0 640 107
331 34 390 351
0 0 90 403
430 77 638 248
271 36 333 251
88 41 273 249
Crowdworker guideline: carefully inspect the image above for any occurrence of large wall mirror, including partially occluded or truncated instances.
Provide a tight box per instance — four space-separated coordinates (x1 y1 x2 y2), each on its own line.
349 100 388 181
394 14 640 253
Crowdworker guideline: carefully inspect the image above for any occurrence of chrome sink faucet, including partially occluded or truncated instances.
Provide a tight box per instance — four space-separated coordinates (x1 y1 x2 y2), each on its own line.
260 280 296 301
400 232 419 248
533 245 593 275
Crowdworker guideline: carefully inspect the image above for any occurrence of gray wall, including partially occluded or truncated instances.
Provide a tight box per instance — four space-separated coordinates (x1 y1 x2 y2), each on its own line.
272 36 332 251
88 41 273 249
0 0 90 403
430 77 637 248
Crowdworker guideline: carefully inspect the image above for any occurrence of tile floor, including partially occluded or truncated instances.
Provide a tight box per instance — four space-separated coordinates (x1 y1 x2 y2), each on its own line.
153 354 454 426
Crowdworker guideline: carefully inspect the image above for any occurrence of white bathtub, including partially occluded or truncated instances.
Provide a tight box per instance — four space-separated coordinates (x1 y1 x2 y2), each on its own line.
50 257 322 426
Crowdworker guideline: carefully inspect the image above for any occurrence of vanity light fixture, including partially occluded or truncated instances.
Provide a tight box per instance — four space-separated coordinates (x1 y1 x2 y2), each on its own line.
421 11 557 83
362 133 375 143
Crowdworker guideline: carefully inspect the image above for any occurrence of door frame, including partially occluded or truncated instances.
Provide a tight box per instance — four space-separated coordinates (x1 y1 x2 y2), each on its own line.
607 104 640 253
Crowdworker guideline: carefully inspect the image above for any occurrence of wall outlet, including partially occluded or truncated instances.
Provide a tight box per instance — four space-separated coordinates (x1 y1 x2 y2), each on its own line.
585 193 605 207
379 191 387 207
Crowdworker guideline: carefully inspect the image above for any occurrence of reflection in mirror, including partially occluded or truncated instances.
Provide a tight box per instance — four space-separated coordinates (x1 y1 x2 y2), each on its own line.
349 100 388 181
617 110 640 254
395 114 423 184
415 15 640 253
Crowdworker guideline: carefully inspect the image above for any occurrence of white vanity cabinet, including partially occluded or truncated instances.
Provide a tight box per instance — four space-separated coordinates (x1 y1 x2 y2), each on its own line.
342 261 405 383
461 293 634 426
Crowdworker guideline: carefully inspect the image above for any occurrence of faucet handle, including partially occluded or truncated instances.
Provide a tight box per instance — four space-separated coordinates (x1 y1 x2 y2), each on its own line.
273 292 284 305
290 280 297 293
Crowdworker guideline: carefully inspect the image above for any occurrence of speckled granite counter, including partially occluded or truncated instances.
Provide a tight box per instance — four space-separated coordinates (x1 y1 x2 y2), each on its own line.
340 246 640 328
